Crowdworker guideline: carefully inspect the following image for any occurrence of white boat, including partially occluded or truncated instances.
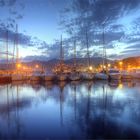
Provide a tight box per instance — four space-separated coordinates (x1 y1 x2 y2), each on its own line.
130 69 140 79
69 72 81 81
57 74 67 81
95 72 108 80
108 69 121 80
0 74 11 82
30 74 41 81
121 70 132 80
81 72 94 80
44 73 55 81
12 74 23 81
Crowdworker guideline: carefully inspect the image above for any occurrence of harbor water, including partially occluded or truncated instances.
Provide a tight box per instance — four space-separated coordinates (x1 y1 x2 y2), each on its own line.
0 80 140 139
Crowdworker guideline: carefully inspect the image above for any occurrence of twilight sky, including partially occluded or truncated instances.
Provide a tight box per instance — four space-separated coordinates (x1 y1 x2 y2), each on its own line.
0 0 140 61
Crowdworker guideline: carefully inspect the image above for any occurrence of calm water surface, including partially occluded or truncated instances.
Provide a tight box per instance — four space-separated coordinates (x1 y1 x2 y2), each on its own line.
0 80 140 139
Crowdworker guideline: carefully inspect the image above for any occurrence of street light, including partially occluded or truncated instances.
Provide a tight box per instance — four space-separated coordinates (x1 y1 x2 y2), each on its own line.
35 64 39 68
17 63 21 68
119 61 123 66
119 61 123 70
108 63 111 68
89 66 93 71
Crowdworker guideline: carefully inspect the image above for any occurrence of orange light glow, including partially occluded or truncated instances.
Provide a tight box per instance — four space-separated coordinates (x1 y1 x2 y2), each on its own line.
17 64 21 68
119 61 123 65
119 83 123 89
35 64 39 68
108 64 111 67
89 66 93 71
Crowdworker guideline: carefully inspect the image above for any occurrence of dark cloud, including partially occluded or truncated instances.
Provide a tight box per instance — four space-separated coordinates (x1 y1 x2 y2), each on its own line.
16 14 23 19
0 0 17 7
72 0 140 25
8 0 17 6
22 55 49 62
0 0 5 6
9 8 18 15
0 27 32 47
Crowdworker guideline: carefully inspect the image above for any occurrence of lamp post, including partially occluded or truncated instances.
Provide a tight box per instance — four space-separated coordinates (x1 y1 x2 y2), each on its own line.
119 61 123 71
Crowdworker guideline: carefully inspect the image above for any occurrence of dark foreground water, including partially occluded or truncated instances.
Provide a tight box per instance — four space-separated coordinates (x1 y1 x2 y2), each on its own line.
0 80 140 139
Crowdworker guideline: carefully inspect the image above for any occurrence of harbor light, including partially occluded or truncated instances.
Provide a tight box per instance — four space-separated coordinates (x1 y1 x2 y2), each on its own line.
17 63 21 68
119 61 123 65
103 65 106 69
35 64 39 68
89 66 93 71
108 64 111 68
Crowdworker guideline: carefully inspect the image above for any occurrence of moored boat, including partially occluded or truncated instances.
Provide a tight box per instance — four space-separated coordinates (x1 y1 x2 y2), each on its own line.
44 73 55 81
57 73 67 81
12 74 23 81
130 69 140 79
0 74 11 83
108 69 121 80
69 72 81 81
81 72 94 80
121 70 132 80
95 71 108 80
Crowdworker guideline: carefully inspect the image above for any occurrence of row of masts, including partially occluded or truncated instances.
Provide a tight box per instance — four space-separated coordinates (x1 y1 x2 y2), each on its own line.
1 24 107 74
2 24 19 69
59 29 107 73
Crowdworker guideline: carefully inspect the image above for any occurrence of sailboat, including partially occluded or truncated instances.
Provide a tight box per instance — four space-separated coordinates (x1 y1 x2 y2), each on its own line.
81 30 94 80
12 25 24 81
0 30 11 83
56 35 67 81
95 27 108 80
69 40 81 81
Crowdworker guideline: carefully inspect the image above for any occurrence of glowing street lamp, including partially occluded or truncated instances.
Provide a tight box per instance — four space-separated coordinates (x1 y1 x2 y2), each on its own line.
103 65 106 69
108 63 111 68
17 63 21 68
89 66 93 71
119 61 123 66
35 64 39 68
119 61 123 70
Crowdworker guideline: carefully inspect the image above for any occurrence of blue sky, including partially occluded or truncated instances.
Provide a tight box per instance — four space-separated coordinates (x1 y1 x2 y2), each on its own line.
0 0 140 61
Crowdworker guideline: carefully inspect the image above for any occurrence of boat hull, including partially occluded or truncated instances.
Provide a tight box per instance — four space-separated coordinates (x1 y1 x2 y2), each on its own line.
57 75 67 81
0 76 11 83
109 74 121 80
69 73 81 81
30 76 42 81
132 73 140 79
121 74 132 80
95 73 108 80
12 75 24 81
44 75 54 81
81 73 94 80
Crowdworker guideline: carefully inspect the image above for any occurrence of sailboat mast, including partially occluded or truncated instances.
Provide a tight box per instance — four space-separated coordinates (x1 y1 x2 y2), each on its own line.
6 30 8 69
86 30 90 68
15 24 19 64
74 40 76 67
60 35 63 65
102 26 107 71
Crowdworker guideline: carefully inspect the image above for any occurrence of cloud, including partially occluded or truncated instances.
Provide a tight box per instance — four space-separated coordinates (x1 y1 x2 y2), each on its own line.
0 27 32 45
16 14 23 19
0 0 17 7
0 0 5 6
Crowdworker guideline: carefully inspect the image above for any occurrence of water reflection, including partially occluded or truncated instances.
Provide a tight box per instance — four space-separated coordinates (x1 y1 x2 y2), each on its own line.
0 81 140 139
